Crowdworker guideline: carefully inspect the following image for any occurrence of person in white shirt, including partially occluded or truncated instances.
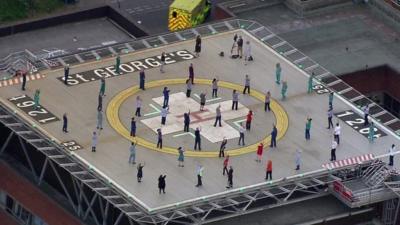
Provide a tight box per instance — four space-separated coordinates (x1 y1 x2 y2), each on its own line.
331 139 338 161
238 123 245 146
161 106 169 125
244 41 252 65
334 123 341 145
389 144 395 166
135 96 142 117
363 105 369 126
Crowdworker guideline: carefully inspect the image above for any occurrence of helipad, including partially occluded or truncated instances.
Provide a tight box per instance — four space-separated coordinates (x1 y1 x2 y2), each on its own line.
0 29 398 209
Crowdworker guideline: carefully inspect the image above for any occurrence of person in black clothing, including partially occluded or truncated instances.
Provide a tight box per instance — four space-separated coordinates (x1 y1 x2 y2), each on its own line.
98 94 103 111
270 124 278 148
237 36 243 58
64 65 69 85
219 137 227 158
194 127 201 150
21 71 27 91
62 113 68 133
226 166 233 188
158 175 166 194
139 69 145 90
157 129 162 149
160 52 166 73
183 111 190 132
195 35 202 57
137 163 145 182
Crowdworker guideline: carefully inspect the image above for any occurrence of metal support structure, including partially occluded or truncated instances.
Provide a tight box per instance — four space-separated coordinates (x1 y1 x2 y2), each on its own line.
18 136 38 181
48 160 79 214
0 131 13 155
38 158 48 186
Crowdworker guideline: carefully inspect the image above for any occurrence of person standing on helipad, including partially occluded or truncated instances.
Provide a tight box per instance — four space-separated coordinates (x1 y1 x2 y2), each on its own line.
135 96 142 117
212 78 218 98
129 141 137 164
186 78 192 98
331 138 337 162
265 160 272 180
363 104 369 126
389 144 395 166
21 71 27 91
334 123 341 145
160 52 166 73
214 104 222 127
275 63 282 85
183 111 191 132
162 87 170 108
199 92 206 111
238 123 245 146
178 147 185 167
270 124 278 148
115 54 121 74
33 89 40 109
244 41 252 65
223 155 229 175
62 113 68 133
91 131 98 152
328 91 334 108
295 149 302 170
243 74 250 94
327 107 334 129
64 64 69 85
305 117 312 140
98 93 103 111
139 69 145 90
219 137 227 158
368 122 375 143
194 127 202 150
99 77 106 97
281 81 288 100
189 63 194 84
96 108 103 130
194 35 202 57
137 163 145 182
157 128 163 149
265 91 271 112
130 117 136 137
226 166 234 189
232 90 239 110
158 175 166 194
307 72 314 94
237 36 243 58
246 110 253 130
256 142 263 162
161 106 169 125
196 164 204 187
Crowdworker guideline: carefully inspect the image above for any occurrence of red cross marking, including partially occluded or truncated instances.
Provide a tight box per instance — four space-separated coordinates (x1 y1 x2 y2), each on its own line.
175 109 215 124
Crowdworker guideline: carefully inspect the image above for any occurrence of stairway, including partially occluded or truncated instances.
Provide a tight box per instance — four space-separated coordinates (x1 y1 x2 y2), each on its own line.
362 160 391 188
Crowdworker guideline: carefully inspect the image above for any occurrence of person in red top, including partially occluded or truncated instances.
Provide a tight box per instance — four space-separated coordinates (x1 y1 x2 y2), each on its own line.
256 142 263 162
246 110 253 130
265 160 272 180
223 155 229 175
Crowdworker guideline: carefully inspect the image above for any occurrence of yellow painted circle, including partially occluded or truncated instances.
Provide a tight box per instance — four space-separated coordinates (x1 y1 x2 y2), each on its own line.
107 78 288 157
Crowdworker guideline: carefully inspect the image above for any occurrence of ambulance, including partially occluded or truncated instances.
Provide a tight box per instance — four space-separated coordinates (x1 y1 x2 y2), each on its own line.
168 0 211 31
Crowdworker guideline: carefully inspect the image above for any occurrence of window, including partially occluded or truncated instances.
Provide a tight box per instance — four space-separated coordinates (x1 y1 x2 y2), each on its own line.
172 11 177 18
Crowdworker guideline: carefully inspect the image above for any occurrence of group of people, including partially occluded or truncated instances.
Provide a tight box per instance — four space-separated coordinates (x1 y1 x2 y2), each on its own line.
55 32 397 198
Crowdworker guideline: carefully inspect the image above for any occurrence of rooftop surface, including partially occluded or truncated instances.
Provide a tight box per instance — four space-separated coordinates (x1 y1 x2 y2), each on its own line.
0 29 399 209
